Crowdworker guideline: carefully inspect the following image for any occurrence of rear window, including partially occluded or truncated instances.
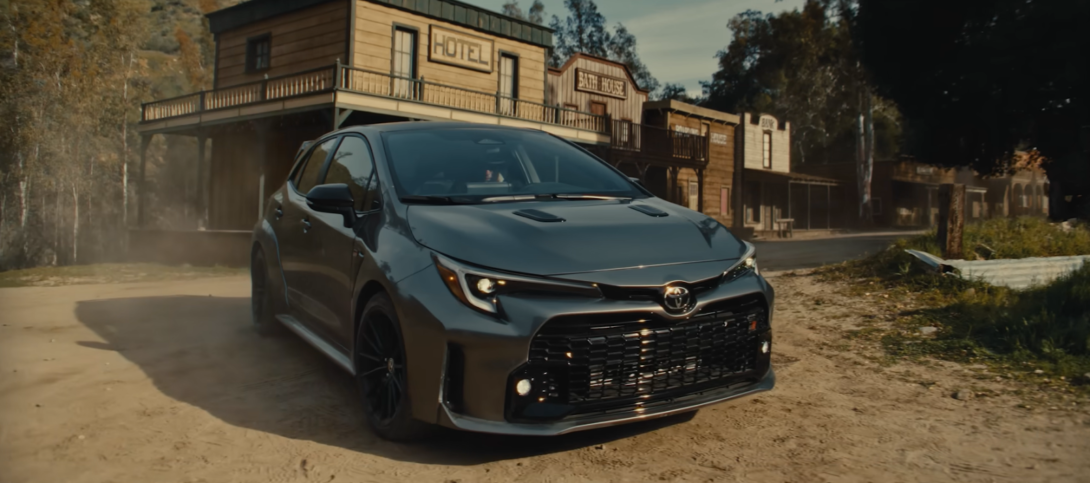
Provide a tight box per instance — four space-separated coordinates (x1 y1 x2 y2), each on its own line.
382 128 643 201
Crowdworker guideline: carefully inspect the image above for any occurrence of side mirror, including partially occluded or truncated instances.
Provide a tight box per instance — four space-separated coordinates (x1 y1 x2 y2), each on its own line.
628 177 644 187
306 183 355 228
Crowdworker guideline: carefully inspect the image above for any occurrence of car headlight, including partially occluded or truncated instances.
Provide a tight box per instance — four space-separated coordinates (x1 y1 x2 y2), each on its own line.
721 241 759 283
433 254 602 314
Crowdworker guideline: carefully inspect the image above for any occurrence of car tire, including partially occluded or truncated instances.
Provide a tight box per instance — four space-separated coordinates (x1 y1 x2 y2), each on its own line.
251 249 283 336
355 292 431 442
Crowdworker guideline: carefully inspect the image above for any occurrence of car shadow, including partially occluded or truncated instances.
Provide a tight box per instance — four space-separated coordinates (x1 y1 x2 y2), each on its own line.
73 295 696 465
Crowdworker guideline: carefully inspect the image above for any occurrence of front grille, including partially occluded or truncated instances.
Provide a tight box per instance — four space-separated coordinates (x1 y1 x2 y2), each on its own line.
523 295 767 416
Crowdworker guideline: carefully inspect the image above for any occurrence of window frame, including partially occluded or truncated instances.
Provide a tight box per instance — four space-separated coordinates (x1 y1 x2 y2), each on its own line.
390 24 419 79
497 51 519 99
323 133 383 214
589 100 607 116
245 33 272 74
289 136 342 196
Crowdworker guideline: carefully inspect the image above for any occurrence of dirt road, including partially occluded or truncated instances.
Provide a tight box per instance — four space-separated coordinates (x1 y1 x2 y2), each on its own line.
1 273 1087 483
753 231 923 272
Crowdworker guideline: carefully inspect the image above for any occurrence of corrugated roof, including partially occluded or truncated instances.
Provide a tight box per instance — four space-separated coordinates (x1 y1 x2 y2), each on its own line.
906 249 1090 290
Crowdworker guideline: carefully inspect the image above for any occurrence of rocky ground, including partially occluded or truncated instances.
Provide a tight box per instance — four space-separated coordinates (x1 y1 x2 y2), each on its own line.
1 271 1087 483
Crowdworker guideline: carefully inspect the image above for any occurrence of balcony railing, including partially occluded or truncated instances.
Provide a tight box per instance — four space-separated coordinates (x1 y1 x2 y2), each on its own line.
609 119 708 162
141 63 607 133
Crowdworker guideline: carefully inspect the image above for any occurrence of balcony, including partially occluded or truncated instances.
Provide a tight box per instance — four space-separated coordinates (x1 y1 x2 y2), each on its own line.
139 63 608 141
608 119 709 169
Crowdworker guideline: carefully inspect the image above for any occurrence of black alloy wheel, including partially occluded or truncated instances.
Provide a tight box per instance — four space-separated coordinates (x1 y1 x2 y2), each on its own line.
355 293 430 441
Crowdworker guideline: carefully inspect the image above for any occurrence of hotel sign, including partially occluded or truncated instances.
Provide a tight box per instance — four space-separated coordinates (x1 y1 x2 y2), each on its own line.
429 26 493 73
576 69 628 99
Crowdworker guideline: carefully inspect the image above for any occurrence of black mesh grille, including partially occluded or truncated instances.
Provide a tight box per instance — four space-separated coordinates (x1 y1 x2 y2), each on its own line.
527 296 766 412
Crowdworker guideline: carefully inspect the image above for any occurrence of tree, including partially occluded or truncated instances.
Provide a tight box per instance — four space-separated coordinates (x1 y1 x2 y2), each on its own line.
658 83 699 103
605 23 658 94
501 0 545 25
852 0 1089 220
549 0 611 65
0 0 149 267
549 0 659 93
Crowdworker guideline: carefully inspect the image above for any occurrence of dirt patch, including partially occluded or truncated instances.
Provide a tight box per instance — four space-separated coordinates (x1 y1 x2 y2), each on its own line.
0 273 1087 483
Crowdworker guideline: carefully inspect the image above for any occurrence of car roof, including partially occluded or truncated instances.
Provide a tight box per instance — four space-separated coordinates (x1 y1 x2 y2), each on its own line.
334 121 540 137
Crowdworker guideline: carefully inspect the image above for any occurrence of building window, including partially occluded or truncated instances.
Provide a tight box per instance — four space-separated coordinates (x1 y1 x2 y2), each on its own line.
762 131 772 169
246 34 271 73
392 27 417 98
498 53 518 115
720 187 730 215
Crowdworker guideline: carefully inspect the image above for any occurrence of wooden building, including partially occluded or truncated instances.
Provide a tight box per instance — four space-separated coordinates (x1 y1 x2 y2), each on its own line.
547 53 649 123
546 56 712 211
642 100 739 225
135 0 619 262
735 113 845 236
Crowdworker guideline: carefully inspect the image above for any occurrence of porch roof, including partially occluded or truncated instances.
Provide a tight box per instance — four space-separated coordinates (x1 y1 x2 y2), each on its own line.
745 168 842 186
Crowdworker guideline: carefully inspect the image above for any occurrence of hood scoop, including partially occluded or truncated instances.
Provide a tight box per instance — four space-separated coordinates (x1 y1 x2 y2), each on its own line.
513 209 565 223
629 204 669 217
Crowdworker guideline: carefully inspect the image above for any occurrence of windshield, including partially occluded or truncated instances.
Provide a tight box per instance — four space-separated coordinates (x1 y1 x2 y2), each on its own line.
382 128 645 202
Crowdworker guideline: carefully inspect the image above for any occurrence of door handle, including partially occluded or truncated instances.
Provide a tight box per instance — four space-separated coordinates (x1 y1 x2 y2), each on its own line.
301 218 311 233
274 207 283 220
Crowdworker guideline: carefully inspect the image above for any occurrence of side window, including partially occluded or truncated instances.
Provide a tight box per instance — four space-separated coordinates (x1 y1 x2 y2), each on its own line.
323 136 380 212
294 138 338 194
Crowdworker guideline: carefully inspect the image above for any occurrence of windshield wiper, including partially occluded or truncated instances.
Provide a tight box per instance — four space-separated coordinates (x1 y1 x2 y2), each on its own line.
400 195 470 205
481 195 538 203
551 194 632 201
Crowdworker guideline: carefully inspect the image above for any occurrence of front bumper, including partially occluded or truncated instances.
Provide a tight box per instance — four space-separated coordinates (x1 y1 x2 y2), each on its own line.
391 263 776 435
438 368 775 436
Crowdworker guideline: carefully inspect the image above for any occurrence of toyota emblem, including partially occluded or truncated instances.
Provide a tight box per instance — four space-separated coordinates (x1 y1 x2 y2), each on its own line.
663 285 695 314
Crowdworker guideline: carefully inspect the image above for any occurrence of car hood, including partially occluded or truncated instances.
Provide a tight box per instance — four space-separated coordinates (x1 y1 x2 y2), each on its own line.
406 199 746 281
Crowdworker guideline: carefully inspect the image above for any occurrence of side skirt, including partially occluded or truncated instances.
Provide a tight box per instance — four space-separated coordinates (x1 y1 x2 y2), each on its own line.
275 314 356 376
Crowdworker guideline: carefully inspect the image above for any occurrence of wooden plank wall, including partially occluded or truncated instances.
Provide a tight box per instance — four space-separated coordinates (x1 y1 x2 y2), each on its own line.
669 112 735 223
740 113 790 173
354 0 547 104
547 57 648 122
216 1 348 89
209 125 330 230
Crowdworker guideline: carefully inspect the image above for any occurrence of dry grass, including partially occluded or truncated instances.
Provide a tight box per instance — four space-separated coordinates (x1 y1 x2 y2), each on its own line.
0 263 247 288
818 217 1090 386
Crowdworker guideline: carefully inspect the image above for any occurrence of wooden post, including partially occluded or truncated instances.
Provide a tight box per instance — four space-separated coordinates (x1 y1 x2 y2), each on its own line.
937 183 966 259
137 135 152 227
195 131 207 228
826 185 831 229
255 120 271 222
807 183 812 230
732 119 745 231
697 169 705 213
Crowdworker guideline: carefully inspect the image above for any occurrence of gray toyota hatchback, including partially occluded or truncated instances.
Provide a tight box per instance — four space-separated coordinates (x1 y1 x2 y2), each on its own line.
250 122 775 441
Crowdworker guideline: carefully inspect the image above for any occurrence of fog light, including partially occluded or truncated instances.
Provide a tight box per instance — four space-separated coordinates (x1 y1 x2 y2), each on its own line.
516 379 532 396
476 277 496 294
761 341 770 354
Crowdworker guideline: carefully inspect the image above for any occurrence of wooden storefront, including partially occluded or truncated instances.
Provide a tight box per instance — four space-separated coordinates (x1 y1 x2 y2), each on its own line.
547 53 649 124
642 100 739 225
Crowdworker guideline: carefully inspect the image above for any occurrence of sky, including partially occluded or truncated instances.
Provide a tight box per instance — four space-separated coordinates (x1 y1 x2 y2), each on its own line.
472 0 809 96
